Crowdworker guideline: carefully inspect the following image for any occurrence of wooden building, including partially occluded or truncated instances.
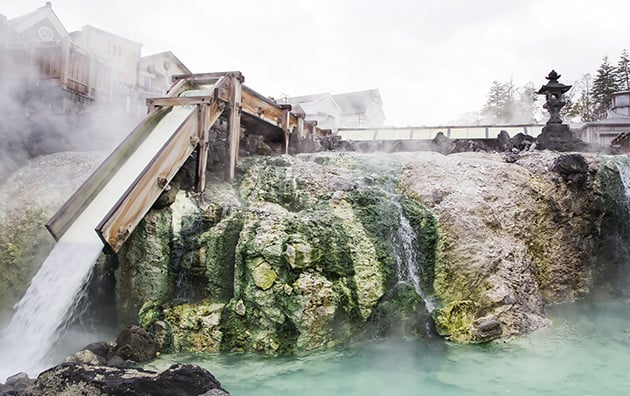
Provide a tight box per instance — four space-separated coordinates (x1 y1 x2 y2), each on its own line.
0 2 191 115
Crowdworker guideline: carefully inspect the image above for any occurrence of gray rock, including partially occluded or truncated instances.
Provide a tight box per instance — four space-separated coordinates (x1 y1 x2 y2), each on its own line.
23 363 228 396
113 325 159 363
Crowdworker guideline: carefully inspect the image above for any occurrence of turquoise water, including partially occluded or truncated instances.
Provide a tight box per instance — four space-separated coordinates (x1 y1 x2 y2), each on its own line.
146 299 630 395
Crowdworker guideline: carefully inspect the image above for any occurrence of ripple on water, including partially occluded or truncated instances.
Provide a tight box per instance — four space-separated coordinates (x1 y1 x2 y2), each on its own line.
145 299 630 396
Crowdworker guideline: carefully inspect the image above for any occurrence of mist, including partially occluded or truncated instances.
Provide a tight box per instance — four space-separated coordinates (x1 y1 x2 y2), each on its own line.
0 54 143 184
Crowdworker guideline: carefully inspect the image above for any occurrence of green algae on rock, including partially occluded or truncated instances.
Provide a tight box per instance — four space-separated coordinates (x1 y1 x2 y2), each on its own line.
114 151 630 351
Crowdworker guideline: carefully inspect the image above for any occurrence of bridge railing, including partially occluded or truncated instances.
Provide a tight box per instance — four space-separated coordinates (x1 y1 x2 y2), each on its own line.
338 124 544 141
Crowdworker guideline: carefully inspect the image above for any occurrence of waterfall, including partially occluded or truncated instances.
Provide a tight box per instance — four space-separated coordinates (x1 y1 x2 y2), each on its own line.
0 236 102 378
0 104 196 380
393 203 435 312
617 159 630 206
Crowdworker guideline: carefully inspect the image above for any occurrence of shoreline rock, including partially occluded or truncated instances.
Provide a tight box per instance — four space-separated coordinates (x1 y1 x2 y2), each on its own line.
1 363 229 396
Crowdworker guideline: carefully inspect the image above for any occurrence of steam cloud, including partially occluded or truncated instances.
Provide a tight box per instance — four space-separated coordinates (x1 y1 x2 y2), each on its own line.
0 54 143 183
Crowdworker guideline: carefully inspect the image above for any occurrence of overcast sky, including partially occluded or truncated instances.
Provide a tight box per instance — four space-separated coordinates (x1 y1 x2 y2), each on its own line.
3 0 630 126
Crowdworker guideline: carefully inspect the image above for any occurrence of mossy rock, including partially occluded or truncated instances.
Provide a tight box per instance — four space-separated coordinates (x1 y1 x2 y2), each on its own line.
138 299 225 353
116 209 172 324
368 282 433 338
198 212 243 301
219 298 298 355
433 300 479 343
0 207 54 316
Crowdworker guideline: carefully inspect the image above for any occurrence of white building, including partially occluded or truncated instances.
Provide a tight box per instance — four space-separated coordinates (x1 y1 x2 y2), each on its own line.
575 91 630 146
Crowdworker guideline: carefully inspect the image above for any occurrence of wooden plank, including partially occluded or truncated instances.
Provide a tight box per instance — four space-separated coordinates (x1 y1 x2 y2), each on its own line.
196 100 225 191
59 39 70 87
46 107 171 240
146 95 215 107
281 106 291 154
196 104 209 192
241 85 283 128
226 76 242 182
297 116 305 139
97 109 201 253
172 71 244 84
212 76 231 103
165 78 188 96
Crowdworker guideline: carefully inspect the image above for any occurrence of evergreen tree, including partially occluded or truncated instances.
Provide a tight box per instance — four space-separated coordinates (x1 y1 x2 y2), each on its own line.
481 79 515 123
515 83 539 123
591 56 621 120
616 49 630 91
566 74 595 122
481 79 539 123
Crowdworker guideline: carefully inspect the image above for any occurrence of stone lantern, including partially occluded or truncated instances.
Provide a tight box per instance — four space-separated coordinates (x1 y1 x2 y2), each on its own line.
537 70 572 124
535 70 584 150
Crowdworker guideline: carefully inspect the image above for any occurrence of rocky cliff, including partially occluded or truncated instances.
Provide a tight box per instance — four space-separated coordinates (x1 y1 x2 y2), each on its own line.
1 150 628 351
118 151 630 349
0 152 103 322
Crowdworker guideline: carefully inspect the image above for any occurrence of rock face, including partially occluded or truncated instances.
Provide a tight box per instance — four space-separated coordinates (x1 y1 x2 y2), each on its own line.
2 150 628 353
401 151 630 342
130 154 436 354
22 363 228 396
0 152 103 319
118 151 630 348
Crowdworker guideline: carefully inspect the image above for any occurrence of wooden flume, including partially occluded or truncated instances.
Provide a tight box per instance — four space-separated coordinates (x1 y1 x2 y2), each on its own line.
46 72 326 253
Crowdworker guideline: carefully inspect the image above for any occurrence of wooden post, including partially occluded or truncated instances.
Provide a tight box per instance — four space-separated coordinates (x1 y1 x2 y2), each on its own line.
197 103 209 192
60 39 71 88
280 105 291 154
297 116 305 139
87 52 95 97
226 76 242 181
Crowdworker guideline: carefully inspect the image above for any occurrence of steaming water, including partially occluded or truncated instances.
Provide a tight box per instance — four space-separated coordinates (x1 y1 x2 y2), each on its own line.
395 210 435 312
0 104 197 380
146 298 630 395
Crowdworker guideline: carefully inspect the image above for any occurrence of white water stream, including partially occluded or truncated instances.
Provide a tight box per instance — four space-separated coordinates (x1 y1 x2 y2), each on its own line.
394 206 436 312
617 159 630 205
0 104 196 380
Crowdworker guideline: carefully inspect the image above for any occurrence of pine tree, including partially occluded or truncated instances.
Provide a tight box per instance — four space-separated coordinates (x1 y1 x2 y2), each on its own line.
566 74 595 122
481 79 541 123
591 56 621 120
515 83 539 123
616 49 630 91
481 79 522 123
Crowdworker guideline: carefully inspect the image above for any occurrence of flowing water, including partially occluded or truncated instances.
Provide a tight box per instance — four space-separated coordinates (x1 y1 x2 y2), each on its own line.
0 104 197 380
146 298 630 396
617 159 630 204
394 208 435 312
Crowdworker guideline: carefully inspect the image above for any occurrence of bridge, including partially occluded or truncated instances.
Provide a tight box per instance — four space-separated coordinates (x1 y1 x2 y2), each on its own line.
338 124 543 142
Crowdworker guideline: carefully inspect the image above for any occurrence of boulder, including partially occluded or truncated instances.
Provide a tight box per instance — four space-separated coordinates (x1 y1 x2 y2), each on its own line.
113 325 159 363
497 130 513 152
551 153 590 187
23 363 228 396
0 372 34 395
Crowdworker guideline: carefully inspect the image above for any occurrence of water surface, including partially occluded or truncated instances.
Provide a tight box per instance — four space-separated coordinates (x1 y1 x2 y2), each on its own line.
146 298 630 395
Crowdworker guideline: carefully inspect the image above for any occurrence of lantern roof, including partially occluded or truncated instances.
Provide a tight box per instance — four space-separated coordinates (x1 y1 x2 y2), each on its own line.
537 70 571 95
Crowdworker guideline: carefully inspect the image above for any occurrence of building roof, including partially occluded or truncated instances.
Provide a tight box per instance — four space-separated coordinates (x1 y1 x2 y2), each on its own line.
287 92 343 116
6 2 70 41
332 89 382 115
74 24 142 49
140 51 191 74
